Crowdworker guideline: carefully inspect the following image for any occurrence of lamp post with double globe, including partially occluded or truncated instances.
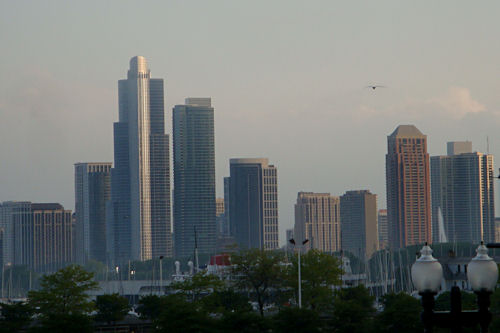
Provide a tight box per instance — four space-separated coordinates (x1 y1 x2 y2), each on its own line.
411 242 498 333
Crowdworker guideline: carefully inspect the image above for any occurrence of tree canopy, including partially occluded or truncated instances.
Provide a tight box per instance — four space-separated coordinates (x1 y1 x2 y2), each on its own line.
28 265 99 333
230 249 284 316
286 249 342 310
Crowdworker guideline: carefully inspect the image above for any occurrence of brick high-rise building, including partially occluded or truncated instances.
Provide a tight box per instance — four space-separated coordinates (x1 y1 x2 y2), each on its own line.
294 192 340 253
386 125 431 248
0 202 74 273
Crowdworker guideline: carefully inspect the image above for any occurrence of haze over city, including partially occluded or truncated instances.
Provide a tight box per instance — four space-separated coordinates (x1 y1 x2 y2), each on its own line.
1 1 500 244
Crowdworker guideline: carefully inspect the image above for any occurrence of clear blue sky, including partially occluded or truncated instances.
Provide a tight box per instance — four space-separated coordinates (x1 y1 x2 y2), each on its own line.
1 1 500 244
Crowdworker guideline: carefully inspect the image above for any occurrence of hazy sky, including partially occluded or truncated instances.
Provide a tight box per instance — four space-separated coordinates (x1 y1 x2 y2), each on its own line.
1 1 500 244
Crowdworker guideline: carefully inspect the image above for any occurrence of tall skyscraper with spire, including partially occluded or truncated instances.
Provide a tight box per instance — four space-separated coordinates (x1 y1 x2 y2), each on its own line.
386 125 431 248
108 56 171 263
173 98 216 258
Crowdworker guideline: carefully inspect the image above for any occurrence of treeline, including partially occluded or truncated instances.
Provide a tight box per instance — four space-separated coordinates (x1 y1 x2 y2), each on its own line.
2 249 500 332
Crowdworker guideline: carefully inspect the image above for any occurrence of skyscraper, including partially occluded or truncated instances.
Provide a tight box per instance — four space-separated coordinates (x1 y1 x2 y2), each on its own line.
74 162 112 264
108 56 171 263
431 142 495 243
377 209 388 249
0 202 74 272
173 98 216 257
386 125 431 248
340 190 378 258
294 192 340 253
229 158 279 250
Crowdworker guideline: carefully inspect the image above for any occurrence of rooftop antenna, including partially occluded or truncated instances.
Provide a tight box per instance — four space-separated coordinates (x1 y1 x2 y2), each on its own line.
487 136 490 154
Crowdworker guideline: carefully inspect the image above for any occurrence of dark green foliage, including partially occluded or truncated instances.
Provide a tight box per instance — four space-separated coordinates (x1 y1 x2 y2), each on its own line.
273 307 322 333
0 301 33 332
287 249 342 310
94 293 130 324
435 290 477 311
27 265 98 333
152 295 216 333
374 292 422 333
331 285 376 333
231 249 284 316
172 272 224 301
200 289 252 314
218 311 271 333
136 295 166 320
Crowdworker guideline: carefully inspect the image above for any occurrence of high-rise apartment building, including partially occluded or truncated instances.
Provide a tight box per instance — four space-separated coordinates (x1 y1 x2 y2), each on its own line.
108 56 171 263
0 202 74 272
386 125 431 248
431 142 495 243
229 158 279 250
377 209 388 249
216 198 225 236
294 192 340 253
173 98 216 257
74 162 111 264
340 190 378 258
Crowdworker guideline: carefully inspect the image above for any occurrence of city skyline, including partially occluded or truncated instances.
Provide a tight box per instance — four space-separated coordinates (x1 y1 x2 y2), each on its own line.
2 2 500 246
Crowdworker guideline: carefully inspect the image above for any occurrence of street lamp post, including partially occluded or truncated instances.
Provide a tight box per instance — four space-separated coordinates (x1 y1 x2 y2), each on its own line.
411 242 498 333
159 255 164 294
289 238 309 308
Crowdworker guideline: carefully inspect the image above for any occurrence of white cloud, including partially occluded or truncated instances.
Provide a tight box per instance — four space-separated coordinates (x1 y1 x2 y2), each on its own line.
429 86 485 118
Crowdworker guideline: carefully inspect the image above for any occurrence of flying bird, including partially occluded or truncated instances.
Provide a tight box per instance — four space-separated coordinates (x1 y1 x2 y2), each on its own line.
366 85 387 90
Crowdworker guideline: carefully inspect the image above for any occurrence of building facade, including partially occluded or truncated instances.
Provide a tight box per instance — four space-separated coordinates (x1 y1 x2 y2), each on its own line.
74 162 112 264
340 190 378 258
173 98 216 257
0 202 74 272
229 158 279 250
108 56 171 263
294 192 340 253
431 142 495 243
386 125 432 248
377 209 388 249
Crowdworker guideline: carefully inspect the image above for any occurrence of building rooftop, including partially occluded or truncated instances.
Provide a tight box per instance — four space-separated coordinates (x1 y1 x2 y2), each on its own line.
389 125 425 138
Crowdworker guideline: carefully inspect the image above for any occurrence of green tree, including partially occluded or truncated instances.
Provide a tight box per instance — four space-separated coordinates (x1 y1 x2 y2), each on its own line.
331 285 376 333
0 302 33 333
94 293 130 324
201 289 252 314
374 292 422 333
152 294 216 333
435 290 477 311
219 310 271 333
231 249 284 316
28 265 98 333
287 249 342 310
136 295 166 320
172 272 224 301
273 307 322 333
